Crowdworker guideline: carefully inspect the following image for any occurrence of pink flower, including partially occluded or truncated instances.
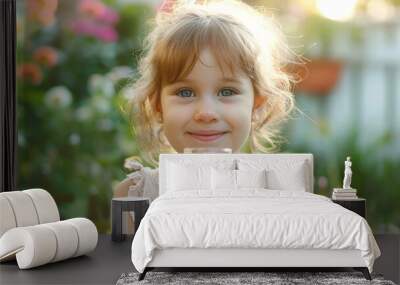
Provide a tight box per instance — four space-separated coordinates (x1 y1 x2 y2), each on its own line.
79 0 106 18
157 0 176 13
156 1 208 13
98 7 119 25
78 0 119 24
71 20 118 42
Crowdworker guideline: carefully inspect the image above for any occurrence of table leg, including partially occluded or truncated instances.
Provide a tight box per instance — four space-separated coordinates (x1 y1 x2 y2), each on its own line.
112 201 124 242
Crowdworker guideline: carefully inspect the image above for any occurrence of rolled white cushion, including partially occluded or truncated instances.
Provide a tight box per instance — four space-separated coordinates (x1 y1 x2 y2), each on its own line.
0 226 57 269
0 218 98 269
65 218 98 257
23 188 60 224
42 221 79 262
0 196 17 237
0 191 39 227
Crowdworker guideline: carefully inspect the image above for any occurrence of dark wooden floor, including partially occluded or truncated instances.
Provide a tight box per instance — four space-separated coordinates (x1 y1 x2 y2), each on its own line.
0 234 399 284
0 235 134 285
374 234 400 284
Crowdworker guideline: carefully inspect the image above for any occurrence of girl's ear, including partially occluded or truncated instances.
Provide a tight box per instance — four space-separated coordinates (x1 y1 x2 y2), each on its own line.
155 101 162 113
150 93 163 122
155 99 163 123
253 95 266 111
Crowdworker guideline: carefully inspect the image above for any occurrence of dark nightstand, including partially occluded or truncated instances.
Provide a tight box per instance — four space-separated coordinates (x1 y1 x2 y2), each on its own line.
332 198 366 218
111 197 150 242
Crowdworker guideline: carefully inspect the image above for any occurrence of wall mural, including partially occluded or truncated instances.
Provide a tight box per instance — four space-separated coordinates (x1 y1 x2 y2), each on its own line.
16 0 400 233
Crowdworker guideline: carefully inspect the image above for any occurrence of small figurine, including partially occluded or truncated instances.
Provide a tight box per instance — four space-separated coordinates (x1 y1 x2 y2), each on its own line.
343 156 353 189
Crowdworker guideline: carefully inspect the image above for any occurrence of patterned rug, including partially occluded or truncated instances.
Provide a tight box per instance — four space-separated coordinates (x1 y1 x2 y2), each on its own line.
116 271 396 285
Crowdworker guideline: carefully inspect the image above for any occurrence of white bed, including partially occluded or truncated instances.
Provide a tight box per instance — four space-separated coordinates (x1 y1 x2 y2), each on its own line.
131 154 380 280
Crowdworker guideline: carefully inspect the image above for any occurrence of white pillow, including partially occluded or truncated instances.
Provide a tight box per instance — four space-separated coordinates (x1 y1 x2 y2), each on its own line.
168 163 212 191
236 169 267 188
266 164 307 191
238 159 308 191
211 168 236 190
211 168 267 191
166 159 236 193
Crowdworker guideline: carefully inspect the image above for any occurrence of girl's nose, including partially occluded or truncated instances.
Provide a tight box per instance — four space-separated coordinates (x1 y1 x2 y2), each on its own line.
193 97 219 123
193 111 218 123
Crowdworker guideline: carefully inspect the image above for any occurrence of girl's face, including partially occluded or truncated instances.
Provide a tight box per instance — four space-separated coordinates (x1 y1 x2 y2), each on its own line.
160 48 256 153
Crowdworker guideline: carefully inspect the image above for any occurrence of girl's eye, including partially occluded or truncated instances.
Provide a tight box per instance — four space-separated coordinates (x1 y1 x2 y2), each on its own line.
175 87 237 97
176 88 194 98
218 88 237 97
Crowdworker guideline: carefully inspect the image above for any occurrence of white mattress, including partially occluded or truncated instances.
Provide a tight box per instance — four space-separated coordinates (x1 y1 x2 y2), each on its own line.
131 190 381 273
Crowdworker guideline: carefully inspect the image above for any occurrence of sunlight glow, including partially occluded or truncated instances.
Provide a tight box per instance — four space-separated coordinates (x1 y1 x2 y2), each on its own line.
367 0 395 21
315 0 359 21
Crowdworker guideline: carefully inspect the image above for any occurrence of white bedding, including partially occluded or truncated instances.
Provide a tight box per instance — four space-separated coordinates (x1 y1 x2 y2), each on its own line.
131 190 380 273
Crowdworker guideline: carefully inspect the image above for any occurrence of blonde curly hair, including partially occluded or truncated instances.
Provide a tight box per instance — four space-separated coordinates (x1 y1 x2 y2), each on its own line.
126 0 297 167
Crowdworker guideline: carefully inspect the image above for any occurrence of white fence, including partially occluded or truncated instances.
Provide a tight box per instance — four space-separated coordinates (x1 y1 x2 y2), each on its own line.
288 18 400 158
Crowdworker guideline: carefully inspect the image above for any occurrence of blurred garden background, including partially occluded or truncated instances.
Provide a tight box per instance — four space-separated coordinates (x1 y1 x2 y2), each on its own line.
16 0 400 233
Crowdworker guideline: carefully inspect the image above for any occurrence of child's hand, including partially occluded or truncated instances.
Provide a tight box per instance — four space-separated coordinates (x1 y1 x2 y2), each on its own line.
124 157 143 171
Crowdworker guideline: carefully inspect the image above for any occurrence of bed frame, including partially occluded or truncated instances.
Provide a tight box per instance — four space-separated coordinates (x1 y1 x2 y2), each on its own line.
140 248 371 280
138 154 372 281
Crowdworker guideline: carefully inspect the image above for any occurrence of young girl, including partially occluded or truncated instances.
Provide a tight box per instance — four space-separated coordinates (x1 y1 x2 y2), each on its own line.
126 0 296 167
115 0 297 233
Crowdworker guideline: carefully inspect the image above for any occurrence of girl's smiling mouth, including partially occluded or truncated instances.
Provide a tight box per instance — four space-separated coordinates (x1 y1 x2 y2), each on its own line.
186 130 229 142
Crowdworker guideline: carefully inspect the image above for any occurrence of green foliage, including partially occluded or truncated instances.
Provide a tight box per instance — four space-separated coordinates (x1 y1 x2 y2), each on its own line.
17 1 153 233
281 128 400 233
